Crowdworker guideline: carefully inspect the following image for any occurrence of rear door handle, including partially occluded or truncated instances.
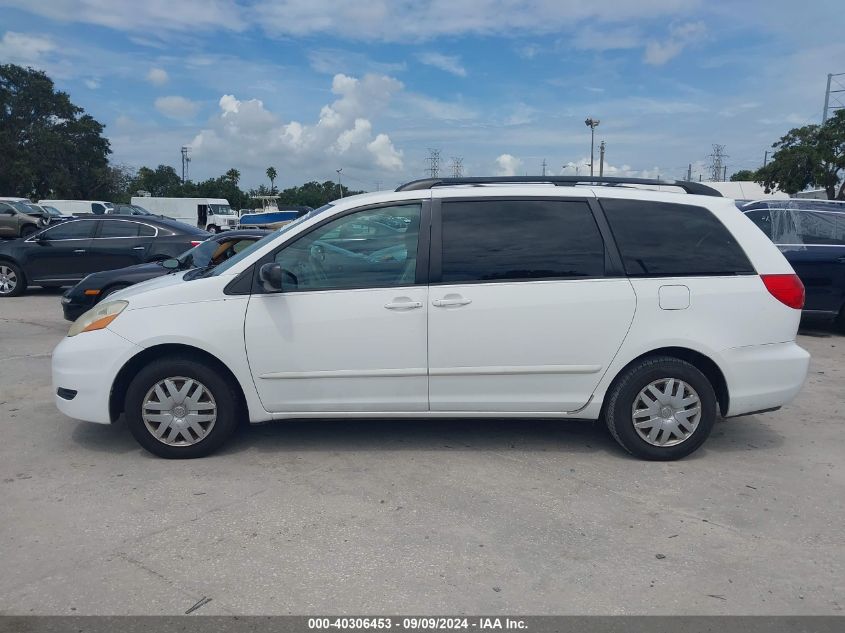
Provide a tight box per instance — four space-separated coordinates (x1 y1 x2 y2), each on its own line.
384 299 423 310
432 296 472 307
73 249 86 254
132 246 145 250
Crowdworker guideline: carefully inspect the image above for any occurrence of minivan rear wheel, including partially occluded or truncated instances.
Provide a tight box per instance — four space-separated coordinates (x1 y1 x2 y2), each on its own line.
124 356 240 458
603 356 717 460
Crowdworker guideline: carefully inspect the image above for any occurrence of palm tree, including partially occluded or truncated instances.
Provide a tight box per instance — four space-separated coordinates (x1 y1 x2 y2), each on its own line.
266 166 277 193
225 168 240 185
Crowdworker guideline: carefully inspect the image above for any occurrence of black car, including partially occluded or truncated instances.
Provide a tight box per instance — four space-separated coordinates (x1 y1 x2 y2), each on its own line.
0 216 210 297
743 206 845 325
61 229 268 320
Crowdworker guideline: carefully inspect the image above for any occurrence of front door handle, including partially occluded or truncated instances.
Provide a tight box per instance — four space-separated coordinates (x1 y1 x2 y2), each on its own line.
73 249 86 254
836 256 845 264
132 246 145 250
432 296 472 307
384 299 423 310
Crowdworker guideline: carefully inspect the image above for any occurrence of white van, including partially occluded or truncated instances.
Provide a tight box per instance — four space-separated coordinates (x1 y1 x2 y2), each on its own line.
130 197 237 233
39 200 114 215
53 176 810 460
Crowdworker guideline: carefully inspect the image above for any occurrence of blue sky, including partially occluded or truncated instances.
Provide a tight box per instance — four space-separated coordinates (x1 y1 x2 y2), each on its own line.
1 0 843 191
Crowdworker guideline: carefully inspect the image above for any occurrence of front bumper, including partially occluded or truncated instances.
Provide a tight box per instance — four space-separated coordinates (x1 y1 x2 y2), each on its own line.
52 328 143 424
722 341 810 417
61 292 96 322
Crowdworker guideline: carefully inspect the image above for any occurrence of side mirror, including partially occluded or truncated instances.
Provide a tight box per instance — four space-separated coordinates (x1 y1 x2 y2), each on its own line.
259 262 284 292
161 258 180 270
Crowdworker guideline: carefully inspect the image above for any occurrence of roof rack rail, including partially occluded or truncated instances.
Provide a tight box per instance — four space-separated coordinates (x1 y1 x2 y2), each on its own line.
395 176 723 197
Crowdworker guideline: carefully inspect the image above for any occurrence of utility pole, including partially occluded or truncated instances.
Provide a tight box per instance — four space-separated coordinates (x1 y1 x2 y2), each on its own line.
707 144 728 182
822 72 845 123
375 180 382 191
336 168 343 198
426 148 441 178
449 156 464 178
723 165 727 181
180 146 191 184
763 151 768 167
585 118 600 177
541 159 547 177
687 163 692 181
598 141 606 177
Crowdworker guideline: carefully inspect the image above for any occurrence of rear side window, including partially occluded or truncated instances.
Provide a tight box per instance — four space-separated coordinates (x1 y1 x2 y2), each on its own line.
99 221 141 238
601 199 754 276
39 220 96 240
440 200 604 283
138 223 156 237
792 210 845 245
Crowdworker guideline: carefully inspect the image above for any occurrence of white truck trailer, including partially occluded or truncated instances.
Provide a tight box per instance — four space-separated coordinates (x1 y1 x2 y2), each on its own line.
130 196 237 232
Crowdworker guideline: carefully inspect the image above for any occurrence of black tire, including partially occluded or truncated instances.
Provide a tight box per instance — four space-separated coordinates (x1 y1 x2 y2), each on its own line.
0 261 27 297
20 225 38 238
208 224 220 234
603 356 717 461
124 356 240 458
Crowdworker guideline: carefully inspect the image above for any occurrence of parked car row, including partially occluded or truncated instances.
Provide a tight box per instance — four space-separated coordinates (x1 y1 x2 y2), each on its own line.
0 216 210 297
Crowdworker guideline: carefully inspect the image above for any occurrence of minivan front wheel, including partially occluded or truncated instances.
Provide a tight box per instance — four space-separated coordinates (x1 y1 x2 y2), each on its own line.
603 356 717 460
125 356 239 458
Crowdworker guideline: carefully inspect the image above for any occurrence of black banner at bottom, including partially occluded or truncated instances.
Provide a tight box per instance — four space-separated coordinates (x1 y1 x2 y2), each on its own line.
0 616 842 633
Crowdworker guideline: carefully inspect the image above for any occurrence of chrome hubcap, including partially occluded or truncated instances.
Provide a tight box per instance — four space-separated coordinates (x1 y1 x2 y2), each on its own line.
141 376 217 446
0 266 17 294
632 378 701 447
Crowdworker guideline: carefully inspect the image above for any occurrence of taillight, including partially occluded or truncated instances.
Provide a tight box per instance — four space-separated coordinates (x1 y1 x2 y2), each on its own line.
190 240 203 247
761 274 804 309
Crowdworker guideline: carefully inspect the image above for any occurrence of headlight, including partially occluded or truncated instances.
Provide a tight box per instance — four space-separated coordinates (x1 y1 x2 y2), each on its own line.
68 300 128 337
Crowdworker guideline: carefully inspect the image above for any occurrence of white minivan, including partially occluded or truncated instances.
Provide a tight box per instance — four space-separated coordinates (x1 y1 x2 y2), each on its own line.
52 177 810 460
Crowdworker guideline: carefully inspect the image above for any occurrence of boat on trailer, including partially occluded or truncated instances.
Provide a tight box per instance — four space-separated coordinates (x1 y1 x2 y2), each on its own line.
238 196 312 229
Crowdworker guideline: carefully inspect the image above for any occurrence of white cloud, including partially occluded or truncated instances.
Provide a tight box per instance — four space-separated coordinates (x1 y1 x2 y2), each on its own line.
560 158 667 179
571 26 642 51
146 67 169 85
495 154 523 176
1 0 245 32
190 73 405 178
154 95 200 119
401 94 477 121
0 31 55 65
84 78 100 89
417 52 466 77
644 21 706 65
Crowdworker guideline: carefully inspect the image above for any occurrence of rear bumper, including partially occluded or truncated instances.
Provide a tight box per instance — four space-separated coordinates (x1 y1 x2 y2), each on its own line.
722 341 810 417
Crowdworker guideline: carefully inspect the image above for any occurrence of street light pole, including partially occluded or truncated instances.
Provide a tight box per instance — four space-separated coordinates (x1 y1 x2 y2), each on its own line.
336 168 343 198
585 118 600 177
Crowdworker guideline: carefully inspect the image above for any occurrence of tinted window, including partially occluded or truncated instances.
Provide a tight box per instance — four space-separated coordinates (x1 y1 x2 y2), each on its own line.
745 210 773 238
792 210 845 245
99 221 141 238
39 220 96 240
91 203 106 214
138 223 156 237
274 204 421 291
440 200 604 283
602 199 754 276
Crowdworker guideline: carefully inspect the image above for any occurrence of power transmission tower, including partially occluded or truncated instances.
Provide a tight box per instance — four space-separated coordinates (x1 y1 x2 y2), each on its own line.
541 158 547 176
707 144 728 182
449 156 464 178
426 148 441 178
180 146 191 183
823 72 845 122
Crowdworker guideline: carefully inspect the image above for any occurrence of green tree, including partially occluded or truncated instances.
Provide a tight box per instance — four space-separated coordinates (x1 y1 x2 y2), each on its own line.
225 168 240 185
266 166 277 193
131 165 183 197
730 169 758 182
757 110 845 199
0 63 111 198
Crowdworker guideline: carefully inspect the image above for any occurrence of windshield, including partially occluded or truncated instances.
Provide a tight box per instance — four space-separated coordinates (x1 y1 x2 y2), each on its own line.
130 205 153 215
25 203 50 216
41 205 63 216
209 204 234 215
176 239 218 268
207 204 334 278
11 201 36 214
